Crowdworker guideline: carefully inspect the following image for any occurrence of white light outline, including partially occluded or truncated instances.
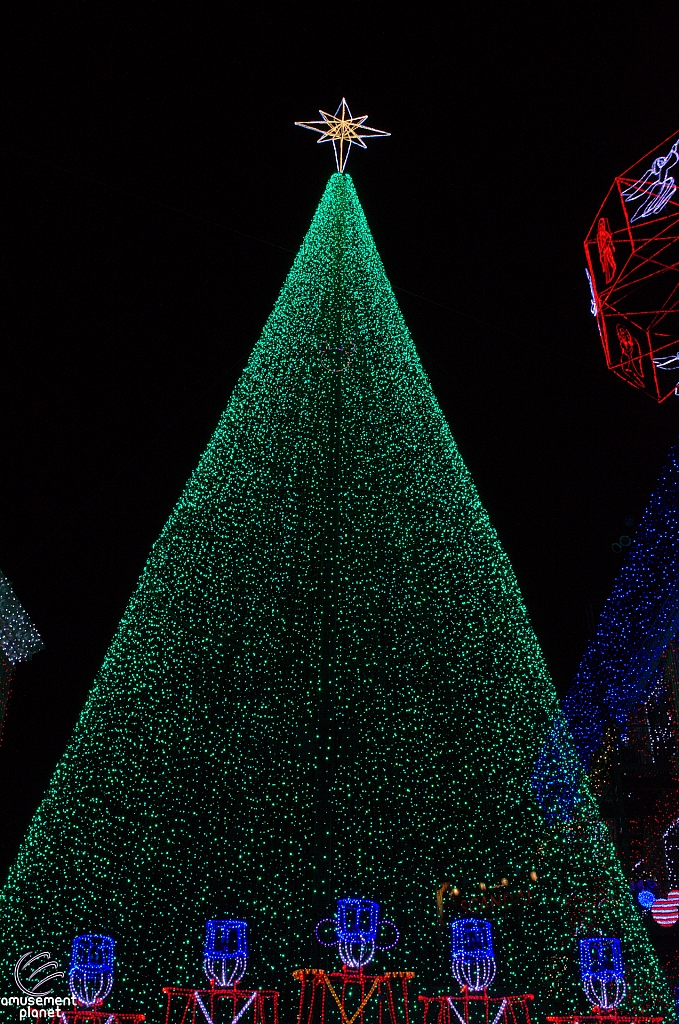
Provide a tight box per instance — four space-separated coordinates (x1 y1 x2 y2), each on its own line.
653 352 679 370
195 991 215 1024
232 991 258 1024
447 997 506 1024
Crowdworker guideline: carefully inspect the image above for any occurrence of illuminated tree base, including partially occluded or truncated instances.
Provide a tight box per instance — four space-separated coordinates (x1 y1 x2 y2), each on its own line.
161 985 280 1024
293 967 414 1024
419 989 534 1024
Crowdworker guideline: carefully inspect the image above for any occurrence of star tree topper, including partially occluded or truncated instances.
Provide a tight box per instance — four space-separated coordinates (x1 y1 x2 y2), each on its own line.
295 98 390 172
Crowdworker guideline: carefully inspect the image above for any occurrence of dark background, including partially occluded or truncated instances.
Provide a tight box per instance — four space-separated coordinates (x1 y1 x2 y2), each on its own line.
2 5 679 874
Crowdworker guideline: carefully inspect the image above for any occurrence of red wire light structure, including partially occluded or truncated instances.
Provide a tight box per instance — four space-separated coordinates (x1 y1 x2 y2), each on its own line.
419 990 534 1024
585 129 679 402
294 899 412 1024
161 985 280 1024
292 967 414 1024
546 1012 663 1024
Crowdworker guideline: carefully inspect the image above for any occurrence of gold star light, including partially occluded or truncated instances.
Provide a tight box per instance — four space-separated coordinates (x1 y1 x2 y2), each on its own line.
295 98 390 172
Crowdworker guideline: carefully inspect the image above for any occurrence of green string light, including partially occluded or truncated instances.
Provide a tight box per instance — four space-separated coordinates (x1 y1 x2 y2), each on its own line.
0 174 671 1023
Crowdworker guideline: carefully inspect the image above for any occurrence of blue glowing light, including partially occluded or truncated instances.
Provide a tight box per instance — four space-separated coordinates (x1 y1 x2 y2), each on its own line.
579 937 626 1009
205 920 247 959
563 439 679 768
638 889 657 909
580 937 624 980
69 935 114 1008
337 898 379 943
450 919 496 992
204 920 247 988
531 717 580 825
315 898 398 969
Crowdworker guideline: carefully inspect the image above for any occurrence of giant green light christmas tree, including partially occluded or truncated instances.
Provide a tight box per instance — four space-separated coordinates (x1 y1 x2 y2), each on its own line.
0 165 671 1021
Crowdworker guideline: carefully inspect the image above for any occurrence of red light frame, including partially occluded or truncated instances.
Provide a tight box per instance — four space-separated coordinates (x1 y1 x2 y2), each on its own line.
585 130 679 402
293 967 414 1024
419 990 534 1024
162 985 280 1024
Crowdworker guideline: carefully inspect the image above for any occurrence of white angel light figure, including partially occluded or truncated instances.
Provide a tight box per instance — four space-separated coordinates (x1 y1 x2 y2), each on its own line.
652 350 679 396
622 138 679 222
653 351 679 370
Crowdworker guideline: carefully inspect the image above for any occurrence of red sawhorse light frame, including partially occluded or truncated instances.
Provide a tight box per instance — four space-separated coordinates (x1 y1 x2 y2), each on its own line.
546 1011 663 1024
293 967 414 1024
418 988 534 1024
162 985 280 1024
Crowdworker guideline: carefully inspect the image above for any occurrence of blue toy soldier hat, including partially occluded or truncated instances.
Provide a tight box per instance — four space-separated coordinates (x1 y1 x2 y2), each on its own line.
204 920 248 988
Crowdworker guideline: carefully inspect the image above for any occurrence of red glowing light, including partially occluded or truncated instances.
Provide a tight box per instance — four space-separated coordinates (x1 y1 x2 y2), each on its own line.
58 1013 145 1024
293 967 414 1024
585 130 679 402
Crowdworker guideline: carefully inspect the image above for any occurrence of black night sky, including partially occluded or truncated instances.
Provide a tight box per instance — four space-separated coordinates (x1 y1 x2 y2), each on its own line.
2 7 679 875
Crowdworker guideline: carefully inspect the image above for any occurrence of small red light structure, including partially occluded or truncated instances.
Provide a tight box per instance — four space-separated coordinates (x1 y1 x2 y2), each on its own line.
59 1013 145 1024
293 967 414 1024
162 985 280 1024
419 989 534 1024
585 130 679 401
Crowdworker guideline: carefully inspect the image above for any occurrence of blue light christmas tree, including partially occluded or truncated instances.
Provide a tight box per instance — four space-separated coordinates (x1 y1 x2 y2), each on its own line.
0 173 670 1021
563 439 679 768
